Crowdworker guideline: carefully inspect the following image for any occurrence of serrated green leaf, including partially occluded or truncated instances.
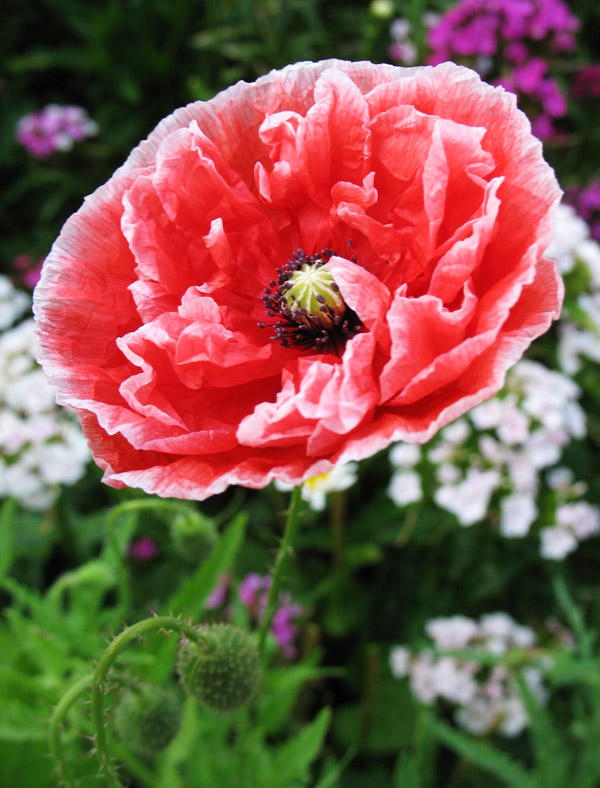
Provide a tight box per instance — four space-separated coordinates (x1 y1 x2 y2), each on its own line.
271 707 332 787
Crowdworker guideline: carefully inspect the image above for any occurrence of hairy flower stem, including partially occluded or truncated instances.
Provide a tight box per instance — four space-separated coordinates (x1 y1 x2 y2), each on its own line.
49 672 93 788
258 485 303 654
90 616 207 788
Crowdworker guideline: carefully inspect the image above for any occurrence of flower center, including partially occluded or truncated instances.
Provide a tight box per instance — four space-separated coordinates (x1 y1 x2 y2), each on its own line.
260 249 360 354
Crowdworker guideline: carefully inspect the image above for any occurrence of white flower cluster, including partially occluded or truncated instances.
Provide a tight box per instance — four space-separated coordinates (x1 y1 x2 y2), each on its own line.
388 356 596 558
549 203 600 374
0 275 30 330
275 462 359 511
0 288 89 509
390 613 549 737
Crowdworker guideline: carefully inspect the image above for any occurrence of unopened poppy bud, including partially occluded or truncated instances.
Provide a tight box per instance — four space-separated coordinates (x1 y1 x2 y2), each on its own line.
113 684 182 755
177 624 261 713
171 510 217 564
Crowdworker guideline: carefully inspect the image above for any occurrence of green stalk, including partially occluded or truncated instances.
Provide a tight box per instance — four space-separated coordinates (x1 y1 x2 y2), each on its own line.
49 673 93 788
90 616 206 788
257 485 303 654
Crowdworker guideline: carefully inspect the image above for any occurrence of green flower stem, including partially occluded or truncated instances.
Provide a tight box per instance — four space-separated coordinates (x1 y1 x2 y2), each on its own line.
258 485 303 654
49 672 93 788
90 616 206 788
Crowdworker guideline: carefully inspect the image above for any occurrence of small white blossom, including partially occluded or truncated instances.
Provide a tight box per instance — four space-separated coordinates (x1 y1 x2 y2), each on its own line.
546 466 574 490
0 276 30 330
540 526 578 560
496 401 530 445
434 468 501 526
388 470 422 507
276 462 359 511
442 418 471 445
425 616 479 650
500 493 537 538
435 462 461 484
389 646 411 677
389 442 421 468
470 398 506 430
559 324 600 375
557 501 600 540
546 204 589 274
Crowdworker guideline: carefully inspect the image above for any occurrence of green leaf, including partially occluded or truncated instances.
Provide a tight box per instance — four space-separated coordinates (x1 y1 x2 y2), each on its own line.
332 680 415 754
271 707 332 787
427 718 534 788
257 658 330 735
169 512 248 617
517 675 570 788
552 575 594 659
314 747 356 788
0 498 16 578
393 752 421 788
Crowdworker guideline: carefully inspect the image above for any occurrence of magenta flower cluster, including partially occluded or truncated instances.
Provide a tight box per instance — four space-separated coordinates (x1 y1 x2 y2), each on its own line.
207 573 302 658
16 104 98 158
12 254 44 290
572 64 600 100
565 180 600 243
127 537 158 562
425 0 579 139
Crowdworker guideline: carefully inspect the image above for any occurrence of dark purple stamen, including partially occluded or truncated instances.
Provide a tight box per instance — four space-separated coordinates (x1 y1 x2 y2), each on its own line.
258 248 361 354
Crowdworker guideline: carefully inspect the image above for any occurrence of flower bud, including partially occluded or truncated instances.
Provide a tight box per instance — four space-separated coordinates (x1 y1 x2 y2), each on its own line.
113 684 182 755
177 624 261 713
171 510 217 564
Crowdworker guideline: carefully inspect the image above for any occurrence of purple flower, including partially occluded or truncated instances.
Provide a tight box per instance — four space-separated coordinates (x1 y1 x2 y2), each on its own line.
272 603 302 659
205 573 230 608
238 573 270 610
537 78 567 117
530 114 555 140
128 537 158 562
426 0 579 65
12 254 44 289
572 64 600 99
512 58 548 93
565 180 600 242
237 572 303 658
16 104 98 158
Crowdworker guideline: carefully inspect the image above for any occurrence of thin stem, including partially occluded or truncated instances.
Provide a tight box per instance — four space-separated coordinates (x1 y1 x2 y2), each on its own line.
49 673 93 788
357 644 380 750
330 490 346 570
447 757 470 788
90 616 206 788
257 485 303 654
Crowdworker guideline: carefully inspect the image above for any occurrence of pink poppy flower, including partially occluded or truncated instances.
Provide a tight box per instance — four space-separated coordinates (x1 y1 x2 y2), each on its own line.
34 60 562 500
